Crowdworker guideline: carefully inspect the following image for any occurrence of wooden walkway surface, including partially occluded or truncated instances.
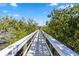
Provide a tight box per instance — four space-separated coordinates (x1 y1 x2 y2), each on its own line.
26 31 52 56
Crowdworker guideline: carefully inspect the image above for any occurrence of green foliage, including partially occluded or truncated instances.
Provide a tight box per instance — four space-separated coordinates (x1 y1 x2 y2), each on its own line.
43 4 79 53
0 16 38 45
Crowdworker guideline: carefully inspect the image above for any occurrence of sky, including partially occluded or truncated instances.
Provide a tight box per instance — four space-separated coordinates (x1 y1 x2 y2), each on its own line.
0 3 74 26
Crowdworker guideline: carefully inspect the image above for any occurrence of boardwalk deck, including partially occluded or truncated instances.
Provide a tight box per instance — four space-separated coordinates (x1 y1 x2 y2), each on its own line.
0 30 78 56
26 31 52 56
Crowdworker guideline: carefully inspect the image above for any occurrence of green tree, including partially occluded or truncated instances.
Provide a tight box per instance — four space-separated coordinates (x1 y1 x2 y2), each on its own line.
43 4 79 52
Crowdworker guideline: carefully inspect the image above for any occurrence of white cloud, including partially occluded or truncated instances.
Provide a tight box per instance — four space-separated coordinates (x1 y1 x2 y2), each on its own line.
58 5 66 9
70 4 74 8
58 4 74 9
49 3 58 6
13 14 20 17
43 11 47 14
10 3 18 7
3 10 8 13
58 4 69 9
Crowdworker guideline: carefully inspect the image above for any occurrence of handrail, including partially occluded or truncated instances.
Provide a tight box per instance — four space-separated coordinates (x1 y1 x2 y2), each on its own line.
42 30 79 56
0 30 37 56
23 31 39 56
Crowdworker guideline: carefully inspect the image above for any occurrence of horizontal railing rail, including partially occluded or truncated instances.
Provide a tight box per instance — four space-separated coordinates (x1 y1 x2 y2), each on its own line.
0 30 38 56
22 31 39 56
42 30 79 56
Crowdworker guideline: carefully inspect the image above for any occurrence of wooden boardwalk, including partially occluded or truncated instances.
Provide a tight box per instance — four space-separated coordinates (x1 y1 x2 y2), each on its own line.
26 31 52 56
0 30 78 56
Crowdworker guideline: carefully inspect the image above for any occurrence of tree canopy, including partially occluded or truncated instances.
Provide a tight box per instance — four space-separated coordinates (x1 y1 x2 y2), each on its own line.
0 16 38 46
43 4 79 53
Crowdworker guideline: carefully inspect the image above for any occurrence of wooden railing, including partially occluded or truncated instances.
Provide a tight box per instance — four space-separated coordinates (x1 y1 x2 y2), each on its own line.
0 30 37 56
41 30 79 56
0 30 78 56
